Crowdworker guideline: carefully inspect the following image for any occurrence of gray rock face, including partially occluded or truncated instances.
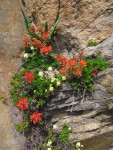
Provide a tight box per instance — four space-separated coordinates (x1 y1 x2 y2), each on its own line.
85 34 113 60
46 69 113 112
45 68 113 141
82 131 113 150
0 0 26 150
51 110 113 141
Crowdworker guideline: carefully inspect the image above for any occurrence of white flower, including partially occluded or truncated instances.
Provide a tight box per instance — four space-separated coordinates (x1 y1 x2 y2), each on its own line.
34 90 36 93
38 71 43 77
76 142 81 147
31 46 34 50
68 126 72 131
51 77 56 82
45 89 48 92
53 124 57 129
47 148 52 150
56 81 61 86
48 67 53 71
49 86 54 91
24 53 29 58
47 140 52 146
62 76 66 81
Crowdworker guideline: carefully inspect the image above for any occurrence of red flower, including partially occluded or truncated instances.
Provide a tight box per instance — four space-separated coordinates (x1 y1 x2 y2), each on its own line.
59 67 67 74
40 45 52 55
47 45 52 51
38 27 43 32
32 39 41 46
68 60 76 68
16 98 29 111
57 55 69 67
79 59 86 68
76 69 82 77
23 72 35 84
30 112 42 124
57 55 67 61
73 55 78 60
42 32 49 39
30 25 35 31
79 50 84 55
23 38 29 44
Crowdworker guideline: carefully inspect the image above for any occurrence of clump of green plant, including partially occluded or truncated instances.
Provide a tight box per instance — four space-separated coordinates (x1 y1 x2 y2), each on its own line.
0 96 6 102
71 57 108 92
87 40 97 47
39 124 83 150
59 124 71 143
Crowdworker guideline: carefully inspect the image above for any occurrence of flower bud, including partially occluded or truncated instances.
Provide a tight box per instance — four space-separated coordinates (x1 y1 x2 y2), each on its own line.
24 53 29 58
62 76 66 81
51 77 56 82
48 66 53 71
56 81 61 86
31 46 34 50
49 86 54 91
38 71 43 77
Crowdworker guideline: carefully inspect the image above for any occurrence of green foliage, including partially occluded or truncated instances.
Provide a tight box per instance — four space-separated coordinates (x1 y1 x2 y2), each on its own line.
21 8 61 43
23 53 59 70
49 14 62 40
59 124 71 143
16 120 29 132
0 96 6 102
29 32 43 42
43 22 48 32
11 71 24 104
40 124 76 150
21 8 31 31
87 40 97 47
71 57 108 92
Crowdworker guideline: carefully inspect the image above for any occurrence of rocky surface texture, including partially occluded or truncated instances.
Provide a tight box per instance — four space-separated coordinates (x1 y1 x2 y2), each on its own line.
23 0 113 147
45 68 113 140
23 0 113 50
0 0 26 149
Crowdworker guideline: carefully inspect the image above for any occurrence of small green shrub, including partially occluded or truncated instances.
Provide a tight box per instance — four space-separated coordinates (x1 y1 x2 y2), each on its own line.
87 40 97 47
71 57 108 92
59 124 71 143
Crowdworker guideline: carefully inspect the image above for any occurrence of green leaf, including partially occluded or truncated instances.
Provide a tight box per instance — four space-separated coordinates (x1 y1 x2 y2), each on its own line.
21 8 31 31
29 32 43 42
43 22 48 32
15 124 23 132
49 14 62 40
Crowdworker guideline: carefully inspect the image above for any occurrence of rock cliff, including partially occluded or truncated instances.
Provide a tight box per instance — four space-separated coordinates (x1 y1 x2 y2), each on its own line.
0 0 26 149
23 0 113 145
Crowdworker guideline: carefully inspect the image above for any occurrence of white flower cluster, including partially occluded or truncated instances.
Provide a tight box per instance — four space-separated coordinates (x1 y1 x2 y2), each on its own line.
76 142 83 150
68 126 72 131
47 140 52 150
38 67 66 93
23 53 29 58
23 46 35 59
